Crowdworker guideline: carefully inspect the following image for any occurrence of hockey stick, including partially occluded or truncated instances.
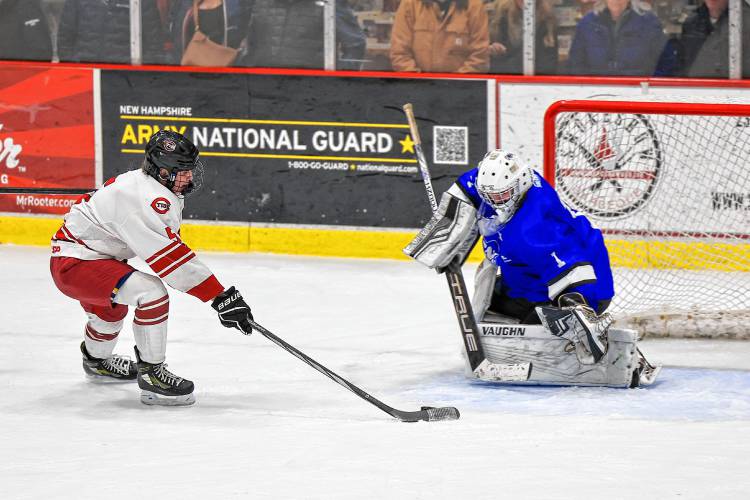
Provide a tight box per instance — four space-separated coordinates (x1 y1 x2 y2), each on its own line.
247 319 460 422
402 103 530 382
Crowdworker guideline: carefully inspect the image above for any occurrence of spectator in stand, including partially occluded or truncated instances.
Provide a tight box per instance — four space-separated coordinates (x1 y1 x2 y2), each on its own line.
157 0 176 55
566 0 666 76
245 0 366 70
170 0 251 65
675 0 750 78
488 0 558 74
57 0 168 64
390 0 489 73
0 0 53 61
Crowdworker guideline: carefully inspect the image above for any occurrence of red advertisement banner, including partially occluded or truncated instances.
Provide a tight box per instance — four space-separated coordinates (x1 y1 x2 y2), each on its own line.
0 66 94 214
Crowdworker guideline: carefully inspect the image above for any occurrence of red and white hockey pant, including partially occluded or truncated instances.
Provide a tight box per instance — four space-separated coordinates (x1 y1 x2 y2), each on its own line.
50 257 170 363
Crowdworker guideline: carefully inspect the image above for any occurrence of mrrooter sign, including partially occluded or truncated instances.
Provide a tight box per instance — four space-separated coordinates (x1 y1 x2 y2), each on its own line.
0 66 95 214
100 71 488 228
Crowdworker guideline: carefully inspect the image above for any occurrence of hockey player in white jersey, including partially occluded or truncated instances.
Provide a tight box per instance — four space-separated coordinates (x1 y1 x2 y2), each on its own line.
50 130 253 406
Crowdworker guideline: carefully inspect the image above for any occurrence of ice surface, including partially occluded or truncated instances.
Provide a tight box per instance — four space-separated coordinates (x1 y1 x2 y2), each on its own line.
1 246 749 499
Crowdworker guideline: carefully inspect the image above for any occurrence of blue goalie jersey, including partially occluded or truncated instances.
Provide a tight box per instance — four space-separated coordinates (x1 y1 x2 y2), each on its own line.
456 168 614 308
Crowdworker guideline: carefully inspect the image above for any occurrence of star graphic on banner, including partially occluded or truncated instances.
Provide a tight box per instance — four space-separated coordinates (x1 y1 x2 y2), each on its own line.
399 134 415 154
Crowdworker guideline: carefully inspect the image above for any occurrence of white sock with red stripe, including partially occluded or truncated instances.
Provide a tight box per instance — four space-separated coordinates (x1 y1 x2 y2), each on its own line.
83 314 123 359
114 271 170 364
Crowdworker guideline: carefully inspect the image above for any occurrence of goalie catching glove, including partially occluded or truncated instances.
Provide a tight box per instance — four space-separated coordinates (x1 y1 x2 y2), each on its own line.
535 292 612 365
212 286 254 335
404 187 479 271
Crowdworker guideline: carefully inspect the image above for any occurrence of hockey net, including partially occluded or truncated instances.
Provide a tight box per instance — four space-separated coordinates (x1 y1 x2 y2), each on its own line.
544 99 750 339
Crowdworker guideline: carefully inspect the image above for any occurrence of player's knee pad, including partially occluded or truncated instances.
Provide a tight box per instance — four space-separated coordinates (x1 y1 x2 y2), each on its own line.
114 271 169 310
404 189 478 270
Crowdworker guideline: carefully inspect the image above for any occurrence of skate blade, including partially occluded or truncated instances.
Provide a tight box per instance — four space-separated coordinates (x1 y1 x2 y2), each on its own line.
140 390 196 406
85 373 137 384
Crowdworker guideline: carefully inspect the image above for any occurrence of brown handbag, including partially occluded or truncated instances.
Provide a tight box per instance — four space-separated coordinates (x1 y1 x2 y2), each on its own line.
180 0 239 66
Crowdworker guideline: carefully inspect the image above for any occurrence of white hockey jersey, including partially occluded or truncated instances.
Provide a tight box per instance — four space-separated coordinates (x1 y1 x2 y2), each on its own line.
51 169 224 302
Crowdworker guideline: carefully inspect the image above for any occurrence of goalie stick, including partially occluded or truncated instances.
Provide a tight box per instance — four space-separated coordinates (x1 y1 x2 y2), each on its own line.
247 319 460 423
402 103 531 382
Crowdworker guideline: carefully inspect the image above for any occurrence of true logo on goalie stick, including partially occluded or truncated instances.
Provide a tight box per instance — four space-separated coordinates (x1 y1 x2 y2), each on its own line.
555 113 662 219
150 197 171 214
448 272 478 352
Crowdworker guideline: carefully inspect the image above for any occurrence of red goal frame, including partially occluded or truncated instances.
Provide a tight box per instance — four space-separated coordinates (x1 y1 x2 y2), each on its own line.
543 99 750 188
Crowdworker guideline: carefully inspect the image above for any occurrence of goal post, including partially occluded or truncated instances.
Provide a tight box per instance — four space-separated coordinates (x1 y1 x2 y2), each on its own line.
543 99 750 339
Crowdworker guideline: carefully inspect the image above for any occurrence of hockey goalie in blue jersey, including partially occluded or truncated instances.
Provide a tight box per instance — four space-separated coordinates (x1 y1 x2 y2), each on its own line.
459 150 614 323
405 149 620 369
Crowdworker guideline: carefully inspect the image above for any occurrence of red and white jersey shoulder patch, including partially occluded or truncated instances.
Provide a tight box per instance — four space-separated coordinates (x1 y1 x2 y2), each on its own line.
151 197 171 214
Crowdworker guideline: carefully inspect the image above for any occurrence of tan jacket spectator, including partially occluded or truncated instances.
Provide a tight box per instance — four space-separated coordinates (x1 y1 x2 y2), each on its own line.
390 0 489 73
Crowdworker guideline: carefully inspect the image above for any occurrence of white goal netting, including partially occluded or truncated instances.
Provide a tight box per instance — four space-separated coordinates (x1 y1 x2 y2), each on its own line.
546 100 750 338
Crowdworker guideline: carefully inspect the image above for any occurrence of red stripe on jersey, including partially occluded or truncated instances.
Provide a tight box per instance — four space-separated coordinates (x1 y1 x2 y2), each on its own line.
60 224 86 246
148 243 192 274
85 324 119 342
73 192 93 205
158 251 196 278
53 225 74 243
146 240 181 264
187 274 225 302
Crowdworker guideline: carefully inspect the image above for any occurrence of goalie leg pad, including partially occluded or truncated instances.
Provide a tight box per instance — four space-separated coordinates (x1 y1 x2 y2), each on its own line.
404 192 478 270
478 326 641 387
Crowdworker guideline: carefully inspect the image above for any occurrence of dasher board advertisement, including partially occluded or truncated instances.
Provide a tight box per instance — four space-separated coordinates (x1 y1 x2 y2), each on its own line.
0 66 95 214
100 71 488 227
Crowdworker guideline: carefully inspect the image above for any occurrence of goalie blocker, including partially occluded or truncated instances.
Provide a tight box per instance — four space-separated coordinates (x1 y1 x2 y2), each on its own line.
404 186 478 271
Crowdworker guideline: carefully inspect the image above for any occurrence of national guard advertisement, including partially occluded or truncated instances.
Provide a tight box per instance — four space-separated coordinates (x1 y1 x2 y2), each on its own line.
100 71 488 227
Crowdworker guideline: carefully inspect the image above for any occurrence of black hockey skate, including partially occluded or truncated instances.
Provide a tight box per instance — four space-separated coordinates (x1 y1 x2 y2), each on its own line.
80 342 137 382
134 346 195 406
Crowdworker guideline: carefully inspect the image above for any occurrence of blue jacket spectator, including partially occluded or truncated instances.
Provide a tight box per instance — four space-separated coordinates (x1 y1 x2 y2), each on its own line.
245 0 366 70
0 0 52 61
679 0 750 78
57 0 168 64
567 0 666 76
170 0 251 65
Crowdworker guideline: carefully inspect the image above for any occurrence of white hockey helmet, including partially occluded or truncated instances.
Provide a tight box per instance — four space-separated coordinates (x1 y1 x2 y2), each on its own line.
476 149 533 220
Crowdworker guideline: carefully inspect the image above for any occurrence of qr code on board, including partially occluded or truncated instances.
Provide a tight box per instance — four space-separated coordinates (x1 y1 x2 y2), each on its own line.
433 126 468 165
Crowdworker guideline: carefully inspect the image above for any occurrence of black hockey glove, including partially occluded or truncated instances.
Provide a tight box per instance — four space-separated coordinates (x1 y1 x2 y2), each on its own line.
211 286 253 335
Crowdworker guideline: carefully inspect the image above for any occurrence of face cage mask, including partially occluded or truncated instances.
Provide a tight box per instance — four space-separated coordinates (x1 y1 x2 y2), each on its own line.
165 159 204 197
476 180 521 235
